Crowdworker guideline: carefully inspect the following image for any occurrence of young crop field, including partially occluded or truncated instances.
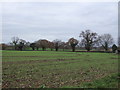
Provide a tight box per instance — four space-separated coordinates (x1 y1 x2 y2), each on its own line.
2 50 119 88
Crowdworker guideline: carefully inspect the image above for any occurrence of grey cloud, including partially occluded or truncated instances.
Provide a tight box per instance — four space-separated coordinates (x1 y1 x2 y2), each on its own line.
2 2 118 44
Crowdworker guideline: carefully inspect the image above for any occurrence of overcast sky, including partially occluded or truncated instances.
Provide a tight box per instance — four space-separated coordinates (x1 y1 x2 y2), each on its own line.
2 2 118 44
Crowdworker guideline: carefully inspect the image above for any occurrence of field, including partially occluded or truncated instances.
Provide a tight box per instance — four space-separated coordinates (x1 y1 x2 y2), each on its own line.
2 50 119 88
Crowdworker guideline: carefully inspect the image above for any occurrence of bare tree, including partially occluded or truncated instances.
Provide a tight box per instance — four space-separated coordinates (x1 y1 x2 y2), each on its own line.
60 42 66 51
112 44 117 53
98 34 114 51
25 42 30 49
48 41 54 51
19 39 26 44
11 37 19 50
18 39 26 51
79 30 98 51
68 38 78 52
36 39 49 51
30 43 36 50
53 39 62 51
18 42 24 51
0 43 8 50
34 41 40 50
62 42 71 51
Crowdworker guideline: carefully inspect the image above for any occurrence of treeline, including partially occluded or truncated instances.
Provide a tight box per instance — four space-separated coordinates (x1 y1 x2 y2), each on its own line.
1 30 119 52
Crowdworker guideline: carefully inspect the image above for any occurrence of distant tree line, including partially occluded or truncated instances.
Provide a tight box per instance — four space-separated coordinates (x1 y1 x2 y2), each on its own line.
1 30 119 53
